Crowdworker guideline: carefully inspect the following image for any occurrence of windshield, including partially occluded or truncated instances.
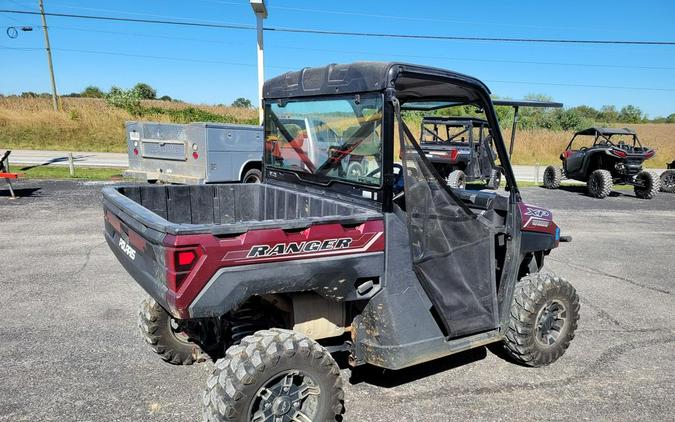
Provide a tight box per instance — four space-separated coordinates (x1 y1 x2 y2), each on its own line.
264 94 383 187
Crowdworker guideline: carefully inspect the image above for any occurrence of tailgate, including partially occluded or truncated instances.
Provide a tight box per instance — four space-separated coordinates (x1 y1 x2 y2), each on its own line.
102 195 172 314
141 140 187 161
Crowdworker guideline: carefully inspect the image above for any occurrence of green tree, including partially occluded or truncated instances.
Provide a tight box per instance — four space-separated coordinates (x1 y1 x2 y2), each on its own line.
159 95 173 101
568 105 599 120
231 97 253 108
618 105 643 123
133 83 157 100
81 86 104 98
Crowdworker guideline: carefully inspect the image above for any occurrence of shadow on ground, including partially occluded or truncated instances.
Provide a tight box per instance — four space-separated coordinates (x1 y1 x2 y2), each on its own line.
0 187 41 199
537 184 635 198
348 347 488 388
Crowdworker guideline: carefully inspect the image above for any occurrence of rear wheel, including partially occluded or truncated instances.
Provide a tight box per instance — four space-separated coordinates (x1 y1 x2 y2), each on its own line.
660 169 675 193
499 273 580 367
542 166 562 189
203 329 344 422
242 168 262 183
346 161 365 178
586 169 612 198
447 170 466 189
634 171 659 199
137 297 206 365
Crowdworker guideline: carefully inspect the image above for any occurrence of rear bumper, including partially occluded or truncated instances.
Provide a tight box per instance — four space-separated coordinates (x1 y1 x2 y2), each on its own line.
124 169 206 185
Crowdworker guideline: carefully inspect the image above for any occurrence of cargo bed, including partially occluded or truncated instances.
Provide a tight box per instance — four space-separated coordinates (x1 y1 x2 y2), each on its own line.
102 183 381 236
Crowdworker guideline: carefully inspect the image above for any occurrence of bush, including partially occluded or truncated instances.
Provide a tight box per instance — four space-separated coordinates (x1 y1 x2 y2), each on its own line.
141 106 257 125
105 86 142 115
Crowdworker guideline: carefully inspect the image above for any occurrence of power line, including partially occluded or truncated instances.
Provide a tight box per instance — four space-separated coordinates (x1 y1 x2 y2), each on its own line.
0 44 287 69
2 9 674 46
41 25 675 71
266 25 675 46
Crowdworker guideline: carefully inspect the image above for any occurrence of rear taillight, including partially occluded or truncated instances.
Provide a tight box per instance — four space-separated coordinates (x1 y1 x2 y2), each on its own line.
449 149 459 161
166 246 202 291
609 148 627 158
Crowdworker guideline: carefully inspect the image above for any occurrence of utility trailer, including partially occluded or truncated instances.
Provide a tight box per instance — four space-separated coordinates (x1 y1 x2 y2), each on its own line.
125 121 264 184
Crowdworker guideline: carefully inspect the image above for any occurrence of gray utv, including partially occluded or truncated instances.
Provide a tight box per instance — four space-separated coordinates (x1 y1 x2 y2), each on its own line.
543 127 659 199
419 116 501 189
103 62 580 421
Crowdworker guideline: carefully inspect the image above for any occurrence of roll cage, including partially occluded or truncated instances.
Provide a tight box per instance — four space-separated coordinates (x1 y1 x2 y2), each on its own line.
566 127 643 151
419 117 490 145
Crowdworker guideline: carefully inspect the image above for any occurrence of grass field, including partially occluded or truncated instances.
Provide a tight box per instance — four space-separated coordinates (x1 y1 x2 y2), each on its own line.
1 97 673 167
0 97 257 153
8 165 124 180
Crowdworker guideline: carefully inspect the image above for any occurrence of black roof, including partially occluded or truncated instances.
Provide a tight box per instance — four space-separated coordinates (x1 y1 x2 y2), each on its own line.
263 62 490 100
402 98 563 111
422 116 488 125
575 127 636 136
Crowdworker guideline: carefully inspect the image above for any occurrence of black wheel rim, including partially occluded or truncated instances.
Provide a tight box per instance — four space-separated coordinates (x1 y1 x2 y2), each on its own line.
250 370 321 422
588 176 599 194
169 318 192 344
535 300 567 347
663 173 675 190
544 170 554 185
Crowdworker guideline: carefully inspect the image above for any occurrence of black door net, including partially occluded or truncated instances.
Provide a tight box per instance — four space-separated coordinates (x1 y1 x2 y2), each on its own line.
395 102 498 339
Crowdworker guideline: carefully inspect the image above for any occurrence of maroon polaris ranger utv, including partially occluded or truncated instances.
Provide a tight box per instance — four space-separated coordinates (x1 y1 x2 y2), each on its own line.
103 62 579 421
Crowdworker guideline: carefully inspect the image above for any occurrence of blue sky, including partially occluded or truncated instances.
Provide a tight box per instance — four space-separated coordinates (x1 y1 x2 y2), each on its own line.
1 0 674 117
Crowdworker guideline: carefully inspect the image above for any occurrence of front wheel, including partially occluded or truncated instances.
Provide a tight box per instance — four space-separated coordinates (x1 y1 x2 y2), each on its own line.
634 171 659 199
447 170 466 189
486 168 501 190
587 169 612 198
203 329 344 422
499 273 580 367
542 166 562 189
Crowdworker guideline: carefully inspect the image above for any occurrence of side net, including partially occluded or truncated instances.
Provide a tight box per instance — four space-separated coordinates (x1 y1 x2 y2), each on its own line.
397 108 497 338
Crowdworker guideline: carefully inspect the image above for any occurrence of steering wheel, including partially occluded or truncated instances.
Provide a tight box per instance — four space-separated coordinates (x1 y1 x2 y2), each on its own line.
367 164 405 195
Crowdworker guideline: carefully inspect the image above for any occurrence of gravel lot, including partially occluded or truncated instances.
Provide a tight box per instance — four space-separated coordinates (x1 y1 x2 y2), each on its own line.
1 180 673 421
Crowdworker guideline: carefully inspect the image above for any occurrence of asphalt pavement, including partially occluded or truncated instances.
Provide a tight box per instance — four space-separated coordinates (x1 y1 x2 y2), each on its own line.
0 180 673 421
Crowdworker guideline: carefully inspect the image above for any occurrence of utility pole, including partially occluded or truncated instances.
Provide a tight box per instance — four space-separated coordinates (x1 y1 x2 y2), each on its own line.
39 0 59 111
250 0 267 124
